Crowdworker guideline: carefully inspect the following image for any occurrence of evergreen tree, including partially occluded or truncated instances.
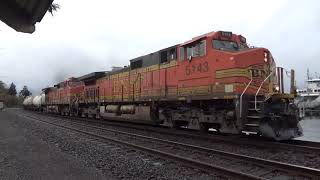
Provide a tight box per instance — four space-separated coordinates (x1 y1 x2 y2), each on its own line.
0 81 7 94
0 81 20 107
19 85 32 98
8 83 17 96
0 80 5 89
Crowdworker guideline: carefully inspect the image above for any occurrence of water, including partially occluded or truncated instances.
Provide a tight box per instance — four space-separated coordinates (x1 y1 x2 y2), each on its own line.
296 117 320 142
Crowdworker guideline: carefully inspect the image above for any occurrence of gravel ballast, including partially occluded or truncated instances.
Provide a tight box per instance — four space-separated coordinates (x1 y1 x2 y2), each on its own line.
29 111 320 169
5 109 224 180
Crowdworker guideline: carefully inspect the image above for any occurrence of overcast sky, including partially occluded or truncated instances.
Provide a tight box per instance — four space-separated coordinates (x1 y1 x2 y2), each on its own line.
0 0 319 94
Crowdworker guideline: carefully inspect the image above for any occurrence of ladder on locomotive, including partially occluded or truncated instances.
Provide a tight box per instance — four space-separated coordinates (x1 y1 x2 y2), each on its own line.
244 68 275 133
244 95 265 133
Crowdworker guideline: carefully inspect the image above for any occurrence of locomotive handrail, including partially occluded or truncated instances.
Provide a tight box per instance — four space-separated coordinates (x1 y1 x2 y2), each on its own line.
254 70 275 111
240 72 253 118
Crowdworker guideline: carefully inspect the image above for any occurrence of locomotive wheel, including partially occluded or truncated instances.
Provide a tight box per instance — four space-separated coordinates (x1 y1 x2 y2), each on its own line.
162 117 179 129
170 120 177 129
199 123 209 133
169 119 179 129
95 113 101 119
75 109 79 117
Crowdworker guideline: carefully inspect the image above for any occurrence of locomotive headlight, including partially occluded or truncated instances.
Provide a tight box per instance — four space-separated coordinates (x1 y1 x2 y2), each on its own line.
264 52 268 62
275 86 280 91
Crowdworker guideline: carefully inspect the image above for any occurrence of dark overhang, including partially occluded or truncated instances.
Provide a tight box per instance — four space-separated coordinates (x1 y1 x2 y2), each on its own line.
0 0 54 33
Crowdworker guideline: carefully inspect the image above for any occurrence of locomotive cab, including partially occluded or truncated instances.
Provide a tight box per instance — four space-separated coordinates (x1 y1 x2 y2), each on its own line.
174 31 302 140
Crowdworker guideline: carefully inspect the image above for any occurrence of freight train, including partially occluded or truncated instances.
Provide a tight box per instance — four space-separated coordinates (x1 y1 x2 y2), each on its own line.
24 31 303 141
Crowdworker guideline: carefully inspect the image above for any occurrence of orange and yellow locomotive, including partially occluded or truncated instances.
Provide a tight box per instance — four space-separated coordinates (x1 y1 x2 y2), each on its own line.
40 31 302 140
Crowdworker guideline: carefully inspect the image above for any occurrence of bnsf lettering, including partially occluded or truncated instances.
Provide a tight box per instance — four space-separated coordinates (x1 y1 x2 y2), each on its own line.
186 61 209 76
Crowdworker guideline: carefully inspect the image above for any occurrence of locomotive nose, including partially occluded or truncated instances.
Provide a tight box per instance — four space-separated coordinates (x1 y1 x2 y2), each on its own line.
234 48 272 64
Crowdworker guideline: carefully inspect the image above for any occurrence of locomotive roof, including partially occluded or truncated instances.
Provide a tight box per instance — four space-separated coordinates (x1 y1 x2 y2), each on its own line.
0 0 54 33
180 31 216 46
77 71 106 82
129 45 177 63
106 66 130 76
129 45 178 69
42 87 57 93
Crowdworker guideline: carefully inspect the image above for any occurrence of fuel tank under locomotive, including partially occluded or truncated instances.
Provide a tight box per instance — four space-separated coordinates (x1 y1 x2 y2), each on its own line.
100 104 159 124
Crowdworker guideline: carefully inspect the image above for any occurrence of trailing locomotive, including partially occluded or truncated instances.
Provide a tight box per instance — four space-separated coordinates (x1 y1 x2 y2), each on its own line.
26 31 302 141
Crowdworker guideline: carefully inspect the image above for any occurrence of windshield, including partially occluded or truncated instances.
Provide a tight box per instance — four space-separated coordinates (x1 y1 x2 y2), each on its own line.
212 40 239 51
239 42 249 49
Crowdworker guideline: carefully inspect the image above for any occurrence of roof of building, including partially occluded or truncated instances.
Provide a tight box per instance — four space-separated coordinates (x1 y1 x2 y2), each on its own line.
0 0 54 33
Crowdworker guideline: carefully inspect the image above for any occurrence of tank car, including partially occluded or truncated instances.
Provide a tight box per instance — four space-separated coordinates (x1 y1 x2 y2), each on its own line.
41 31 302 141
32 94 45 111
23 96 34 110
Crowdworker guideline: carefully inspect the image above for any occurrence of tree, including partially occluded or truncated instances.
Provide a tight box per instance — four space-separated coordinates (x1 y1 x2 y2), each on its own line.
8 82 17 96
0 81 20 107
19 86 32 98
0 80 7 95
0 80 5 89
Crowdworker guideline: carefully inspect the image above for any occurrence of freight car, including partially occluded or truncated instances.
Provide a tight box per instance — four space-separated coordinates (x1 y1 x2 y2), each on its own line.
23 96 34 110
23 94 46 111
36 31 302 141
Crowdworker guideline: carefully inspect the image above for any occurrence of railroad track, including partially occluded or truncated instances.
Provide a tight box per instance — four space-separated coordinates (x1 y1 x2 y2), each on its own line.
22 110 320 170
29 110 320 154
19 112 320 179
283 139 320 149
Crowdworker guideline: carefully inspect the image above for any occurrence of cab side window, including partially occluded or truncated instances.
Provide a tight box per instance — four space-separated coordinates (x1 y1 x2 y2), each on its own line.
160 47 176 64
186 40 206 59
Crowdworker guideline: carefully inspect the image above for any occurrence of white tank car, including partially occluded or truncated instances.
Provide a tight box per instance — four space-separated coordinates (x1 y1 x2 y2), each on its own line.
23 96 34 106
33 95 42 108
23 96 35 110
32 93 46 108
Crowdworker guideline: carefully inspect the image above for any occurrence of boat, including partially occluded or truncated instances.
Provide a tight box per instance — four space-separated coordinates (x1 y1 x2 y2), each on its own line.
296 70 320 117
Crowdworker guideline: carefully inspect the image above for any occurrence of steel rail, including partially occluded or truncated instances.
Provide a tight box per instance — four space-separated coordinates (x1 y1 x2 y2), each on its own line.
28 111 320 153
22 113 320 179
22 114 264 180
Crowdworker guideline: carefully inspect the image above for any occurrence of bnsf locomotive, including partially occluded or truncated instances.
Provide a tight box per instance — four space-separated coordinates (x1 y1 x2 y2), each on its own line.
25 31 302 140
